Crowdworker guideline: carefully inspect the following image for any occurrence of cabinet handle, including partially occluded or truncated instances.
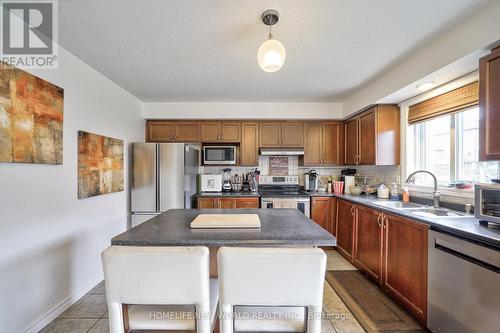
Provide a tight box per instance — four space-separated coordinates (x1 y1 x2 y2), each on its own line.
383 217 387 228
377 214 382 227
350 205 355 215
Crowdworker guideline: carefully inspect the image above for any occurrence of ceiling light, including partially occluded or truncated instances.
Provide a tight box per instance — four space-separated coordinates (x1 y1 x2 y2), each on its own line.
417 82 435 91
257 9 286 73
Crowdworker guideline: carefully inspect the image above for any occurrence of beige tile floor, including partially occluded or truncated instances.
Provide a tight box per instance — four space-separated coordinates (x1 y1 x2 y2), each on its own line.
41 250 363 333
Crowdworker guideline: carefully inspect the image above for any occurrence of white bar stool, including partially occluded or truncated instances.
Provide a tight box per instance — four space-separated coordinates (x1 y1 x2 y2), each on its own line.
102 246 218 333
217 247 326 333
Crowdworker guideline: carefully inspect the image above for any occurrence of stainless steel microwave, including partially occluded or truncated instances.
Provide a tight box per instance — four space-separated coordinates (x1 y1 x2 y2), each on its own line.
203 146 237 165
475 184 500 225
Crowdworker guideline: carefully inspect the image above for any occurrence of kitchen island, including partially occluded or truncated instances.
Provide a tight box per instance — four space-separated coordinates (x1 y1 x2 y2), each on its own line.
113 208 336 247
113 209 335 277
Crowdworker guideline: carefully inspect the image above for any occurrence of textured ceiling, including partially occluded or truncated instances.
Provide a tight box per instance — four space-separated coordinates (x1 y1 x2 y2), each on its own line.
59 0 490 102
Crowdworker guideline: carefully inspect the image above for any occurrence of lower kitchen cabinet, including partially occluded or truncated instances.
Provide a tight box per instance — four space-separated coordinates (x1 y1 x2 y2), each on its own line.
311 197 331 231
235 197 260 208
336 199 355 260
336 199 428 325
353 205 383 283
383 213 428 324
197 197 219 208
219 197 236 208
197 197 259 209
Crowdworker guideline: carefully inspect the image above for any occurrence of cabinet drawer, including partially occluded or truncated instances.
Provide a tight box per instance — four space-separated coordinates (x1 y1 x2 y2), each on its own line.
235 197 260 208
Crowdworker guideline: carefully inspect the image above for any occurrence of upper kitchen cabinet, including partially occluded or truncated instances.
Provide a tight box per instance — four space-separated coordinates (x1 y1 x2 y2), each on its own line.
259 122 304 147
304 122 343 166
344 118 359 165
147 121 174 142
201 121 241 143
480 47 500 161
146 121 200 142
240 123 259 166
175 121 202 142
281 122 304 147
344 104 400 165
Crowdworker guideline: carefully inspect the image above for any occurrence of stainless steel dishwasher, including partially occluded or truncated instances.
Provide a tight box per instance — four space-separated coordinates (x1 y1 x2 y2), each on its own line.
428 230 500 333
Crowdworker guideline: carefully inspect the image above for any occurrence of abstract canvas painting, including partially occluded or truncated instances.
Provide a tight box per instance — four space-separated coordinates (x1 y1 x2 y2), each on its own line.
0 62 64 164
78 131 124 199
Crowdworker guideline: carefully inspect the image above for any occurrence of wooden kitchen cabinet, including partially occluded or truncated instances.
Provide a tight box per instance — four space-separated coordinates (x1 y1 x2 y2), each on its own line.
329 197 337 236
304 122 343 166
344 118 359 165
259 122 304 148
311 197 337 236
175 121 201 142
259 122 282 147
219 197 236 208
197 197 260 209
383 213 428 324
322 122 343 165
353 205 383 283
358 110 376 165
197 197 219 208
201 121 241 142
304 123 322 165
281 122 304 147
147 121 175 142
479 47 500 160
235 197 260 208
200 122 220 142
311 197 331 231
343 104 400 165
146 121 200 142
240 123 259 166
336 199 355 260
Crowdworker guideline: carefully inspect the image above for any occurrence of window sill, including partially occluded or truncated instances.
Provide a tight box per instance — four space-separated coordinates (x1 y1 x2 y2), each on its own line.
405 184 474 199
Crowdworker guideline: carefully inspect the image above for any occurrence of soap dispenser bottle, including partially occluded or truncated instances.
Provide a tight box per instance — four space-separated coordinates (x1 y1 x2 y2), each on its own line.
390 182 399 200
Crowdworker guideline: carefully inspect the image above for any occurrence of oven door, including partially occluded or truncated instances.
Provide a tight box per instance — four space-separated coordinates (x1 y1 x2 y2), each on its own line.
261 197 310 217
203 146 237 165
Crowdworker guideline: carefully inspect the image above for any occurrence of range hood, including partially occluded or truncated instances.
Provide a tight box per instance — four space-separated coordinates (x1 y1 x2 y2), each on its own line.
259 148 305 156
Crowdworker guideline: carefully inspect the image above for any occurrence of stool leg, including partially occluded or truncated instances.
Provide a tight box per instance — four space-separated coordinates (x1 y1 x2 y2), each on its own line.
219 303 233 333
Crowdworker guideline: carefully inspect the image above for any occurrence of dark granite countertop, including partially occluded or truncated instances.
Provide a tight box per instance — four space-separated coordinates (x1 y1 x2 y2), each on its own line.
327 193 500 249
195 191 261 197
112 209 336 247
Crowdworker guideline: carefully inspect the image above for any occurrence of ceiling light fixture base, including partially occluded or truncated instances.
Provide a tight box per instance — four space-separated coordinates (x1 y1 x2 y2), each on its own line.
262 9 279 26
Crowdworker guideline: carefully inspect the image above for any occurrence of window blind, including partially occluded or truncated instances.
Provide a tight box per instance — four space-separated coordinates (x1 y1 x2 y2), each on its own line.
408 81 479 124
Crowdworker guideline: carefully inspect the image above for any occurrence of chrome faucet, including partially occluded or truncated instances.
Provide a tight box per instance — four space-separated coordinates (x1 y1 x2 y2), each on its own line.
406 170 440 208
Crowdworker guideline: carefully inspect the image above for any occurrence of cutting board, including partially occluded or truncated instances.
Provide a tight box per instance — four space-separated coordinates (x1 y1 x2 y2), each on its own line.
190 214 261 229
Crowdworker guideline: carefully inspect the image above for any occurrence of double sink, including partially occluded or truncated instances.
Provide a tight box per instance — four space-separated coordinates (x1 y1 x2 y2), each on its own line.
371 201 470 218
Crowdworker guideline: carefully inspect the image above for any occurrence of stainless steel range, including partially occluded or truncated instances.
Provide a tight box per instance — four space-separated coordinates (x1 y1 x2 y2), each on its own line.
259 175 310 217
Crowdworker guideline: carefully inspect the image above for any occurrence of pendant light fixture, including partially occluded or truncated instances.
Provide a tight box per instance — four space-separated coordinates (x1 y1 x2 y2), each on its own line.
257 9 286 73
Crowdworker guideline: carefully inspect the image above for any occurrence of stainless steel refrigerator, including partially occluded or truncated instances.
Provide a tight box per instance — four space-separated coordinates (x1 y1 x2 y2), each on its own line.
130 143 199 228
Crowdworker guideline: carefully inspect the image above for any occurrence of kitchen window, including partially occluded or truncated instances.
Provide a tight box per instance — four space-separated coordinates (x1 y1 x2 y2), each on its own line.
407 107 499 187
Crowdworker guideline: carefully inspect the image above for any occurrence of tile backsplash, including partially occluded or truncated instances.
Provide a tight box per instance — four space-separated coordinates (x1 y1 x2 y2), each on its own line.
199 156 474 206
199 156 400 189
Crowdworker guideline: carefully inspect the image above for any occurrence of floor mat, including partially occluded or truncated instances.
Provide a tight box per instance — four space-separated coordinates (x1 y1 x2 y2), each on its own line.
326 270 426 332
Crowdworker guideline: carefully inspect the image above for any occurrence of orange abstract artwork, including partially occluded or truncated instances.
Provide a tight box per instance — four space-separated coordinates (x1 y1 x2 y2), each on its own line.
0 63 64 164
78 131 124 199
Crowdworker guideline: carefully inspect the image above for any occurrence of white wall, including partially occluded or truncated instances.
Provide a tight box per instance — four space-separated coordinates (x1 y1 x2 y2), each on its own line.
0 48 144 333
143 102 343 119
342 0 500 116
